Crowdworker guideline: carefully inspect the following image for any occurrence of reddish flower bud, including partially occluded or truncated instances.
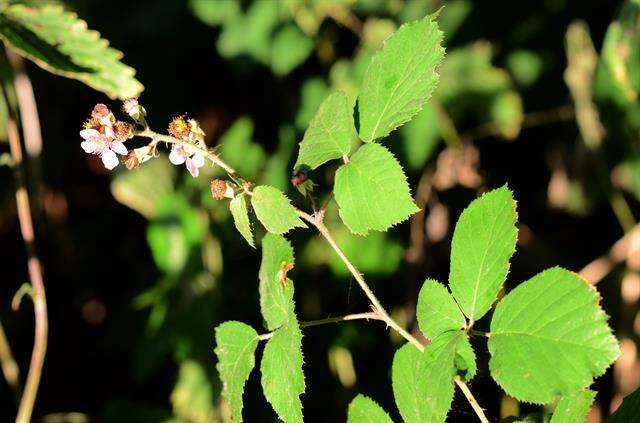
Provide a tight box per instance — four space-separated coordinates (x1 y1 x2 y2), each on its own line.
123 150 139 170
168 116 191 139
91 103 111 120
113 121 132 141
210 179 229 200
291 171 308 187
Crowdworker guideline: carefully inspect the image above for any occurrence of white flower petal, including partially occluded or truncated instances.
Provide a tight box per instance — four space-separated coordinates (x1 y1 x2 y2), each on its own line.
80 140 98 153
111 141 128 155
191 153 205 168
79 129 100 141
101 149 119 170
104 125 115 139
169 148 186 165
186 158 199 177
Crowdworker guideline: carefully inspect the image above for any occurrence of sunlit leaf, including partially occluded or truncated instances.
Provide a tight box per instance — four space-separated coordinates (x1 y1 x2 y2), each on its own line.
489 267 620 404
251 186 306 235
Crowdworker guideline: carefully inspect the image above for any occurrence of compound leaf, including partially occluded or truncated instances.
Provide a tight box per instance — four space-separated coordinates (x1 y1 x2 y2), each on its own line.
358 14 444 142
229 194 255 248
449 186 518 321
417 279 465 340
550 390 595 423
251 186 306 235
0 4 143 99
489 267 620 404
294 91 356 171
334 143 418 235
214 321 259 423
347 394 393 423
261 320 305 423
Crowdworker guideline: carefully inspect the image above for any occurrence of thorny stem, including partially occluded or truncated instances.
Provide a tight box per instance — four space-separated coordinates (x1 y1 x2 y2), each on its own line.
132 126 489 422
2 83 48 423
257 312 382 340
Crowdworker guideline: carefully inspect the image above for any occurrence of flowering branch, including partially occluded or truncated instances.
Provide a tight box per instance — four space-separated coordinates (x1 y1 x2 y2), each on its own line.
78 100 488 422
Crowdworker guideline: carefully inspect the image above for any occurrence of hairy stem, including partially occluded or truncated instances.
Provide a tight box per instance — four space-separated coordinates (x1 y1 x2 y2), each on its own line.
454 377 489 423
258 312 382 340
2 84 48 423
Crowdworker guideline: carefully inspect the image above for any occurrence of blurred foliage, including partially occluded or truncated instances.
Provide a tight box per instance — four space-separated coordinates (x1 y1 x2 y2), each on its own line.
1 0 639 421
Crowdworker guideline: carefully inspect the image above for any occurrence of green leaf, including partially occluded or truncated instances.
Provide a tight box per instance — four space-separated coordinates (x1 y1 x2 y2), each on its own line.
261 320 305 423
417 279 465 340
146 195 205 274
606 386 640 422
334 143 418 235
399 101 441 171
358 14 444 142
219 117 265 180
111 157 175 219
449 186 518 321
251 186 306 235
489 267 620 404
455 332 477 381
550 390 595 423
271 24 313 76
189 0 239 26
170 360 216 423
347 394 393 423
214 321 259 423
259 233 296 330
392 331 469 423
229 195 255 248
0 5 143 99
294 91 356 171
295 77 329 131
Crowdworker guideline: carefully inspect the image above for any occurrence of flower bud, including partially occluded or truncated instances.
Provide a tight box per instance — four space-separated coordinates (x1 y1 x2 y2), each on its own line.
91 103 111 120
210 179 234 200
123 150 139 170
168 116 191 140
122 98 146 122
113 121 132 141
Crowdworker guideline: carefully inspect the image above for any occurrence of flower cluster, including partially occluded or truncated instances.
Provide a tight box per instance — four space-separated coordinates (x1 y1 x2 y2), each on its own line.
80 101 237 200
167 116 207 177
80 104 132 170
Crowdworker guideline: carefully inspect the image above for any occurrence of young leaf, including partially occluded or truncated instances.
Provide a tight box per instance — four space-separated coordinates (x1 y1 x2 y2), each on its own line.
455 333 477 381
294 91 356 171
347 394 393 423
392 331 470 423
449 186 518 321
251 186 306 235
214 321 259 423
358 14 444 142
416 279 465 339
229 195 255 248
259 233 296 330
261 320 305 423
0 5 143 99
550 390 595 423
334 143 418 235
606 386 640 422
489 267 620 404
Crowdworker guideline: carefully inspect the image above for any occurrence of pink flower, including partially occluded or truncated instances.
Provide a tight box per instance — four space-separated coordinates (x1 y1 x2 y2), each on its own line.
80 128 128 170
169 142 206 177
